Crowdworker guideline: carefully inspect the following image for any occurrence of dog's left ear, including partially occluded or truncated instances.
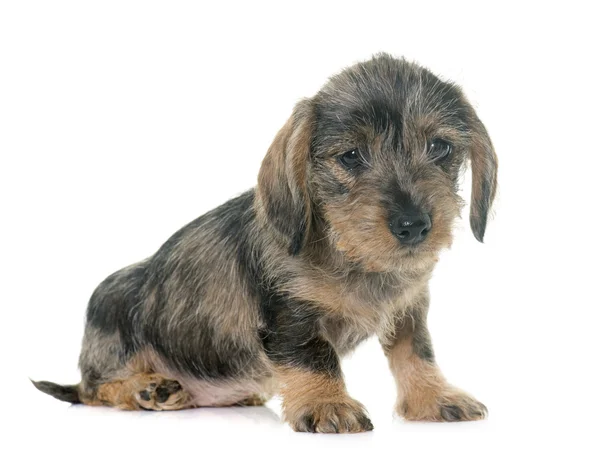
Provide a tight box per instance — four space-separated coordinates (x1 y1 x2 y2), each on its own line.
467 111 498 242
256 99 314 255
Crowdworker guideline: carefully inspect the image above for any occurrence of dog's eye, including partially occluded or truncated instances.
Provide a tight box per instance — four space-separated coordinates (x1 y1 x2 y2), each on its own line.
339 149 362 170
428 139 452 161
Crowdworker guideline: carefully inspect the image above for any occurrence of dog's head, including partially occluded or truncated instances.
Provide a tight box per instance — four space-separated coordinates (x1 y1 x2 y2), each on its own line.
257 54 497 271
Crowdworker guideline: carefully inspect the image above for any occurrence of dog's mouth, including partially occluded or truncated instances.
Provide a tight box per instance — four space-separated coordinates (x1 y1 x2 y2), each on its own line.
400 242 432 256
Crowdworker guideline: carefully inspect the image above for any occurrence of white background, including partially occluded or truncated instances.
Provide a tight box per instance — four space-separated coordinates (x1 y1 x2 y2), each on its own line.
1 1 599 463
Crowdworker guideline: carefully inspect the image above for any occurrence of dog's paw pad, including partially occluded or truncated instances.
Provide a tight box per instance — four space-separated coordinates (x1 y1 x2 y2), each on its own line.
135 378 187 411
138 389 152 402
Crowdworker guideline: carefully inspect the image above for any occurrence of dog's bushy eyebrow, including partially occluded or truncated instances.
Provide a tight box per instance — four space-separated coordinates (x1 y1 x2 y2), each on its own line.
311 56 474 157
312 97 404 154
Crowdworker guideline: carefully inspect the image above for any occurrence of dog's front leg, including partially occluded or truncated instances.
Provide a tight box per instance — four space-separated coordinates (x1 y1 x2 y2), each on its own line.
381 290 488 422
267 311 373 433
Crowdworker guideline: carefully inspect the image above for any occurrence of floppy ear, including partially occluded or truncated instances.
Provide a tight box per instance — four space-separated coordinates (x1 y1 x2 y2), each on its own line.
468 114 498 242
256 99 314 255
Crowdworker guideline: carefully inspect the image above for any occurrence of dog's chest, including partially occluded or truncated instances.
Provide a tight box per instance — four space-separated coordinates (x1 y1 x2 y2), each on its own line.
317 276 422 355
286 265 428 354
319 314 374 355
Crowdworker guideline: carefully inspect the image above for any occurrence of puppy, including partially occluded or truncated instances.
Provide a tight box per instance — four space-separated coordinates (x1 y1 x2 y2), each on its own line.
34 53 497 433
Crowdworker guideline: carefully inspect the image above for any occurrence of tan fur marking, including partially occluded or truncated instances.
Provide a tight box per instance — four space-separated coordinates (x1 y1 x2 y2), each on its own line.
278 368 372 433
82 373 190 411
387 337 487 421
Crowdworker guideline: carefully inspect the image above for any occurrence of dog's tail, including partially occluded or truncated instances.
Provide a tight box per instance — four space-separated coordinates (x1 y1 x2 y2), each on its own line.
31 379 81 404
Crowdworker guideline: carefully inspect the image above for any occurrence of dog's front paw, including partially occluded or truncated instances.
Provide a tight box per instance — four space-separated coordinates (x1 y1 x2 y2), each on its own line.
287 399 374 433
400 387 487 422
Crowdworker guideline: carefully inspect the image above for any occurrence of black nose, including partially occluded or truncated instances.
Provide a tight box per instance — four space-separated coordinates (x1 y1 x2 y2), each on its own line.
391 213 432 245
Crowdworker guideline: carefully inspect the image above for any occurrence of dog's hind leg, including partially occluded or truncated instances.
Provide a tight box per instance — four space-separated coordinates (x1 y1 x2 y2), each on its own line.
77 328 191 410
34 328 192 410
74 261 195 410
86 373 190 411
33 261 191 411
77 331 191 410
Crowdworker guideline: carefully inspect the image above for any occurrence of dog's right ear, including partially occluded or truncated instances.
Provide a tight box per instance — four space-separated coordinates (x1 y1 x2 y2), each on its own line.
256 99 314 255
